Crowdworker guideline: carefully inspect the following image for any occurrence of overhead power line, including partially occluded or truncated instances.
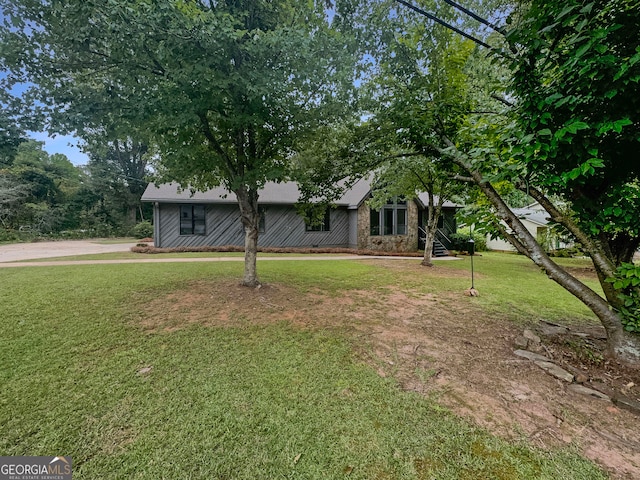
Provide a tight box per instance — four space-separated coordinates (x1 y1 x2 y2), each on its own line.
393 0 493 50
393 0 514 57
440 0 507 36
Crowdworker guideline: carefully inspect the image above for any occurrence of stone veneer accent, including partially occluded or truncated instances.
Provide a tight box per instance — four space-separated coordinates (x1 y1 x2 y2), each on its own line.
357 200 419 252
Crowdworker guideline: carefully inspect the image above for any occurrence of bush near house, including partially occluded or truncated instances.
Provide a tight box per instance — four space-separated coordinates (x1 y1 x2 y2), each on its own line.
450 231 487 253
131 221 154 239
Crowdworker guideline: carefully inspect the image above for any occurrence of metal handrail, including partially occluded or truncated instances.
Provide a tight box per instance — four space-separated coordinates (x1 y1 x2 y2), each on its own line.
420 226 453 249
435 228 452 245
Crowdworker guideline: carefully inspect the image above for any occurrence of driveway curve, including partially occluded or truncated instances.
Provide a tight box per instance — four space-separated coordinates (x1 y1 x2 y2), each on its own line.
0 239 139 263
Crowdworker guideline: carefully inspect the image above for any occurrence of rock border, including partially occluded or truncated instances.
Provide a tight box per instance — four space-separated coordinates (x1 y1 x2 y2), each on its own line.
513 336 640 416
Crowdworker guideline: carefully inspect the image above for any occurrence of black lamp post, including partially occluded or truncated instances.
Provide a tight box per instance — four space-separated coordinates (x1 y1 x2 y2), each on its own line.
468 237 475 290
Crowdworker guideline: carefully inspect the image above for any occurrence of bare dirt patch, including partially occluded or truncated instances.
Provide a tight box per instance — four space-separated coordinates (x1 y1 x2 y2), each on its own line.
139 269 640 479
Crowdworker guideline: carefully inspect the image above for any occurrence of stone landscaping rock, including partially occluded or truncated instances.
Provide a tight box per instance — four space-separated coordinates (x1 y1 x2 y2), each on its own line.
527 342 545 354
567 384 611 401
514 336 529 349
523 329 541 344
560 363 590 384
513 349 551 363
613 394 640 415
589 381 616 399
540 324 570 336
533 360 575 383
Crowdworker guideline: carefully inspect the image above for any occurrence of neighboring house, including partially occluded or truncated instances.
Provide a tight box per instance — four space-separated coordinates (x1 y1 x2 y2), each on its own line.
141 178 459 254
486 203 570 252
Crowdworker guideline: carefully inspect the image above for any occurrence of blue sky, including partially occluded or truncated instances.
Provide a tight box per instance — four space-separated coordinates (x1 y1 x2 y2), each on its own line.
3 76 90 166
29 130 90 166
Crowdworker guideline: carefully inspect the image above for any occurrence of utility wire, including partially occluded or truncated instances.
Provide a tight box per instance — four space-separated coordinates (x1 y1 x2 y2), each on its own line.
393 0 493 50
441 0 507 36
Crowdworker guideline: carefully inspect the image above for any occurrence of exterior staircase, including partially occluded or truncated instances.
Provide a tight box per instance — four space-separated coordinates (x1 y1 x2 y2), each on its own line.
432 238 450 257
419 227 452 257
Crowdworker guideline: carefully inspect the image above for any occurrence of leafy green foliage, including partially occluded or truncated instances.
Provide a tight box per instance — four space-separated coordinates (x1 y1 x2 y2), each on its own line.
84 138 151 229
0 110 26 167
0 0 363 282
450 231 487 252
606 263 640 332
506 0 640 253
131 220 154 239
0 140 85 232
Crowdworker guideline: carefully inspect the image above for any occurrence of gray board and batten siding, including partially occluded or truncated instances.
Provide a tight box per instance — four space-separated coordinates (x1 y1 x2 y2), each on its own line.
142 181 370 249
152 202 352 249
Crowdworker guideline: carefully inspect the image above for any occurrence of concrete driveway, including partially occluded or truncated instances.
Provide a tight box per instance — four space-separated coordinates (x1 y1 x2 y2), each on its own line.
0 240 139 263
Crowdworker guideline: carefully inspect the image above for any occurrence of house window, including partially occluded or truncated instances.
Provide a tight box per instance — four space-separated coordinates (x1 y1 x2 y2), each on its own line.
180 205 206 235
371 198 407 235
258 207 266 233
305 209 331 232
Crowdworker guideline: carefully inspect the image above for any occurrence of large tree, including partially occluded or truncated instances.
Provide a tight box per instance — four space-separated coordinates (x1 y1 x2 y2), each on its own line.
0 140 83 232
85 137 150 227
307 0 640 366
496 0 640 364
0 0 361 286
388 0 640 365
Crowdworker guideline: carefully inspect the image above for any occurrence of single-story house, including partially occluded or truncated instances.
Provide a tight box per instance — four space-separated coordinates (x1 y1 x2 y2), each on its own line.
486 203 571 251
141 178 460 254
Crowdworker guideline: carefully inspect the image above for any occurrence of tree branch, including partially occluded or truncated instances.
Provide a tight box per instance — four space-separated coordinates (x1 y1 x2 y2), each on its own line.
490 93 514 108
196 112 235 177
519 182 617 279
450 173 474 183
434 134 620 333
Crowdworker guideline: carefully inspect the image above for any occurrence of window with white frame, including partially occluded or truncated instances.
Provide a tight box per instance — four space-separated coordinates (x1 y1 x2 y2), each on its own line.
370 198 407 235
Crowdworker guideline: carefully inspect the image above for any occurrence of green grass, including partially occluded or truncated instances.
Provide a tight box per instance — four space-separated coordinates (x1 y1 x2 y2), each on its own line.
0 259 607 479
16 251 355 262
431 252 600 325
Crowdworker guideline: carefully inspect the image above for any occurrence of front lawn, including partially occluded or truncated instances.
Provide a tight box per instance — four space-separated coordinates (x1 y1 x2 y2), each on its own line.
0 257 607 479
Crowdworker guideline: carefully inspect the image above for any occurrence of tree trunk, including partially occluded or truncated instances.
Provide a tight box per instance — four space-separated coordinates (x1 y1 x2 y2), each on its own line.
421 194 442 267
128 204 137 225
481 177 640 366
422 232 434 267
235 185 261 287
442 141 640 367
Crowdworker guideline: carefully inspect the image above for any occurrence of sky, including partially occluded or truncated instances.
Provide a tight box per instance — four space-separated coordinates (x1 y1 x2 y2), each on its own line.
29 130 90 166
2 75 90 166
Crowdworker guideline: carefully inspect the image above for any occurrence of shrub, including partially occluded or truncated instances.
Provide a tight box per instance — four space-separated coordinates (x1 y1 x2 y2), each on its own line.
450 231 487 253
605 263 640 333
131 221 154 239
548 246 584 258
0 229 40 244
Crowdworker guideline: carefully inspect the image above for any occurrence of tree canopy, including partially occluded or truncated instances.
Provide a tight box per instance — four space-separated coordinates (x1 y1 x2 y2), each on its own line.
429 0 640 365
1 0 363 285
298 0 640 366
